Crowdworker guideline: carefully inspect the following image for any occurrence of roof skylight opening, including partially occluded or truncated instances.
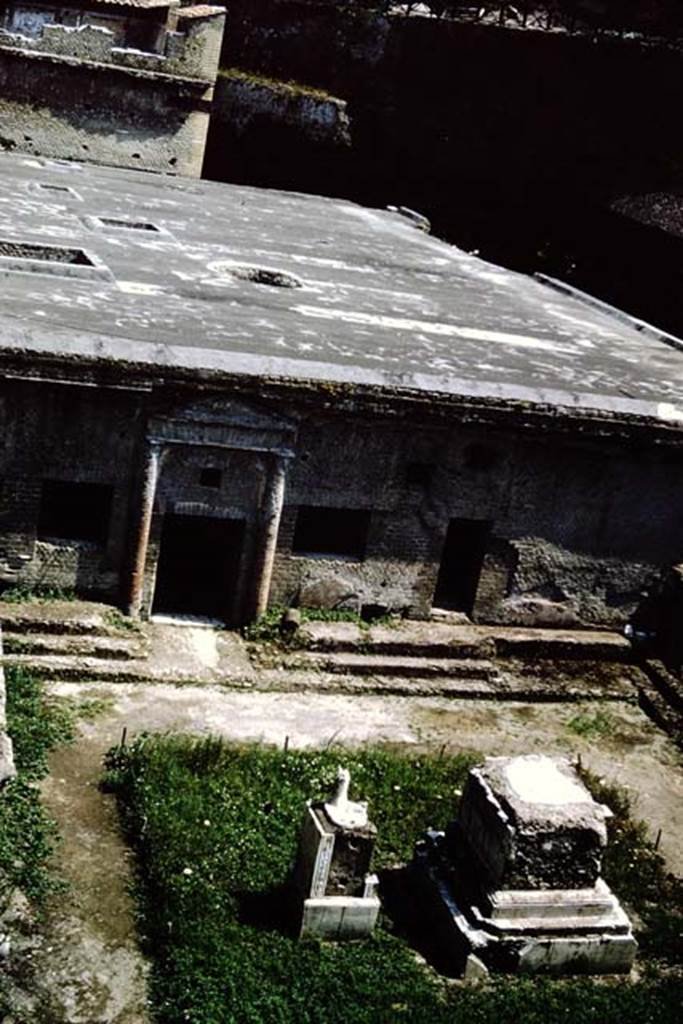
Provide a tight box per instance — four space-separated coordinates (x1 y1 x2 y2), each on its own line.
29 182 83 200
0 240 94 265
98 217 161 232
210 261 303 289
0 239 111 280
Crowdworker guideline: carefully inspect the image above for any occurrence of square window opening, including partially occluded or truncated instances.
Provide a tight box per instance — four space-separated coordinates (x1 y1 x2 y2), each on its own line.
406 462 434 487
38 480 113 545
292 507 370 559
199 467 222 489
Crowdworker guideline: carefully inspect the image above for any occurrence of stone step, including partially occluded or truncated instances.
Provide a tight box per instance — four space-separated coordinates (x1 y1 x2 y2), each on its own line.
298 621 632 663
642 659 683 711
484 913 630 935
0 600 134 637
486 885 616 921
637 682 683 746
292 651 501 681
253 669 633 701
490 629 632 663
0 654 152 683
0 632 144 660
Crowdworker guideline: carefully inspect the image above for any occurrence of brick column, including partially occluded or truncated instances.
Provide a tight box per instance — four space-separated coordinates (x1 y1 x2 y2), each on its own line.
125 440 163 618
248 454 288 621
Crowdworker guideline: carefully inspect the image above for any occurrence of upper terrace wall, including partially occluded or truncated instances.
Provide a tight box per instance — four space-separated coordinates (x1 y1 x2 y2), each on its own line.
0 46 213 174
0 3 225 80
0 4 225 174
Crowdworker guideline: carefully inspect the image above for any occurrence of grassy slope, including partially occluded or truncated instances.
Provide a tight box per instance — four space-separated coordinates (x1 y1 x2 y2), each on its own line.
0 668 74 1015
108 738 682 1024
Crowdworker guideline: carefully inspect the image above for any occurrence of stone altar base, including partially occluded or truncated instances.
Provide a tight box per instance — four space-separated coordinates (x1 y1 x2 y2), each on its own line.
413 755 637 976
293 771 380 941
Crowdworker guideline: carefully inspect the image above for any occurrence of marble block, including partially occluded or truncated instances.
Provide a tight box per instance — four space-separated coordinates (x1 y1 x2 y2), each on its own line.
413 756 637 976
458 754 610 889
293 769 379 941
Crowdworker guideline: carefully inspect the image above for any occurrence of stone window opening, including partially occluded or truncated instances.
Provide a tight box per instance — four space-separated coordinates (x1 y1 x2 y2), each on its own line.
37 480 114 546
199 467 222 489
463 443 500 472
406 462 434 487
292 507 370 560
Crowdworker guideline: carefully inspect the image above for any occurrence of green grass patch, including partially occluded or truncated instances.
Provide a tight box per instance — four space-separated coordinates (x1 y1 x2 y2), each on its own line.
581 770 682 966
244 605 397 644
218 67 337 102
107 738 682 1024
103 607 141 634
566 709 616 738
0 667 74 914
0 584 76 604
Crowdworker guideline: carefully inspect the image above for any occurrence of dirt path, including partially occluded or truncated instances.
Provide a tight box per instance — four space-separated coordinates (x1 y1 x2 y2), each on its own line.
9 732 149 1024
22 680 681 1023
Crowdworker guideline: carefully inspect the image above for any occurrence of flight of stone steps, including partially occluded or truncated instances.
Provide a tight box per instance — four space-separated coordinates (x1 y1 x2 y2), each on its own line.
0 601 150 682
637 658 683 745
1 600 680 736
257 619 644 703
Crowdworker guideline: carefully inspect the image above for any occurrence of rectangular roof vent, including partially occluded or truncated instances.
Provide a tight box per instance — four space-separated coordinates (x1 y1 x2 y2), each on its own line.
0 239 112 280
0 241 92 264
97 217 160 232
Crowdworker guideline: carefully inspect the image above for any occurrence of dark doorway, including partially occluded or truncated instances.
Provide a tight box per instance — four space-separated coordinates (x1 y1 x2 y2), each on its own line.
433 518 492 615
152 514 245 622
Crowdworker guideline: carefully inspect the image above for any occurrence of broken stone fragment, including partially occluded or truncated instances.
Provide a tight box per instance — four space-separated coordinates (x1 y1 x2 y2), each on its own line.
0 640 16 785
0 733 16 786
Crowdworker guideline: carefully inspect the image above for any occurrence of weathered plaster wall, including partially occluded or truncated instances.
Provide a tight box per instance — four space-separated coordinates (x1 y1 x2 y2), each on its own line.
0 49 213 175
0 6 225 79
0 4 224 175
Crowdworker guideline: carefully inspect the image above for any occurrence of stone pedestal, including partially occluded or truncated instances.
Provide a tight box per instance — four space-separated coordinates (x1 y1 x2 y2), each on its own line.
293 770 380 941
414 755 637 976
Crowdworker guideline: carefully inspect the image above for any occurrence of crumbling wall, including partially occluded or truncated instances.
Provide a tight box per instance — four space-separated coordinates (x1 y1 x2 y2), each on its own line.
268 413 683 626
0 49 213 175
0 5 224 175
213 69 350 146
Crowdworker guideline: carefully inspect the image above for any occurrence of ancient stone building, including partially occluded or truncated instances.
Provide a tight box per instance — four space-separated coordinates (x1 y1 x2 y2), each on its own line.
0 0 225 175
0 152 681 627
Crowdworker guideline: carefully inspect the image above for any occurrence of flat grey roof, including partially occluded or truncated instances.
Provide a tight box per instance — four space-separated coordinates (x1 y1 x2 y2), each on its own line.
1 152 683 427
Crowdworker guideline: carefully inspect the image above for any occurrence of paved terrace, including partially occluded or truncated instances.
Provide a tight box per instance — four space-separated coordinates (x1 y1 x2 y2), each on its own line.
0 152 683 424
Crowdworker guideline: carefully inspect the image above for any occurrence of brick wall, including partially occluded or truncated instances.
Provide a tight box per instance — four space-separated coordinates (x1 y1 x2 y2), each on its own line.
0 381 681 626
